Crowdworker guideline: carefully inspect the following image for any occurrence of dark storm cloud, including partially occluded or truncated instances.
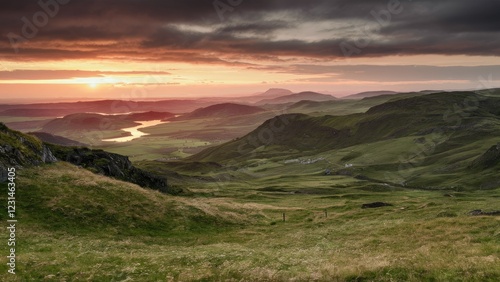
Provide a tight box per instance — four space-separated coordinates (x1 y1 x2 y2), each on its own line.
1 0 499 62
215 21 292 36
382 0 500 33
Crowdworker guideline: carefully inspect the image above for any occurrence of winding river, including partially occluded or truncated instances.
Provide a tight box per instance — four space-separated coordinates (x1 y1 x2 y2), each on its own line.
102 120 167 143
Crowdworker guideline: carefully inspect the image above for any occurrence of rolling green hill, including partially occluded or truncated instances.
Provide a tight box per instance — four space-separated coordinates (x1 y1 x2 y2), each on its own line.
188 91 500 189
0 162 226 235
180 103 265 120
284 91 434 117
192 92 496 161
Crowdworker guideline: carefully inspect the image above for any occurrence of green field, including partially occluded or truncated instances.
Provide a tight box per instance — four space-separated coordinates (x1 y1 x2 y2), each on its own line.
0 162 499 281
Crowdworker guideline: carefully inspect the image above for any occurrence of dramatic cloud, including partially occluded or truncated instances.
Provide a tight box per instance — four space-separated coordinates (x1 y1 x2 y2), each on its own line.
1 0 499 62
1 0 499 101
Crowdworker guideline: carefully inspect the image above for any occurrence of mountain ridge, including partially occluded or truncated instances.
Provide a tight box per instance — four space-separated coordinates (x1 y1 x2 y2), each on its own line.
343 90 399 99
178 103 265 120
256 91 337 105
188 91 500 189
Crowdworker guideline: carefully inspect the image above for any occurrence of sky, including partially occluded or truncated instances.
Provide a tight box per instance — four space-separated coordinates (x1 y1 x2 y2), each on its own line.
1 0 500 102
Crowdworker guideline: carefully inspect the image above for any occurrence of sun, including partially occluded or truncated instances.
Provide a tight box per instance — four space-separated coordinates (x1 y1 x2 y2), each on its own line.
84 77 120 88
86 77 102 88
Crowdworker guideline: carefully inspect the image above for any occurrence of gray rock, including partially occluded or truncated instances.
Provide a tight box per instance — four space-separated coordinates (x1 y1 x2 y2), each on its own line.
50 146 175 194
42 145 58 163
361 202 393 209
468 209 500 216
1 123 58 182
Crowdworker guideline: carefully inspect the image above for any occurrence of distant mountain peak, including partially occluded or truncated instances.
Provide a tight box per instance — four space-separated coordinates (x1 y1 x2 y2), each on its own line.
260 88 293 97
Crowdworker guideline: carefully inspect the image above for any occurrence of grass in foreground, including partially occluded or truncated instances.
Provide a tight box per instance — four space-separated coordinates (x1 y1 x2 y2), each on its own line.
0 162 499 281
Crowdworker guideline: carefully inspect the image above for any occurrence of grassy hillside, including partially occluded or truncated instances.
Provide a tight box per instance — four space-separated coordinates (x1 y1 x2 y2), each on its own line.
283 91 428 117
0 162 232 235
188 91 500 189
194 92 500 156
0 123 44 164
1 162 499 281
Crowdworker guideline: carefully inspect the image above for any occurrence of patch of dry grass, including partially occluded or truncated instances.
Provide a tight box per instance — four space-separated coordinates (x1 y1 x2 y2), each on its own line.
0 163 499 281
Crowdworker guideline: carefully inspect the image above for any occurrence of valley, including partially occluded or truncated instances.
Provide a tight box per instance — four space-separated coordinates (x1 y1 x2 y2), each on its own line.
1 89 499 281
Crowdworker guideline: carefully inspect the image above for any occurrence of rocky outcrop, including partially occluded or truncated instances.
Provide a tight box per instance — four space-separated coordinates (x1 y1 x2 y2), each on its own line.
1 123 177 195
48 146 179 194
468 209 500 216
0 123 57 182
42 145 58 163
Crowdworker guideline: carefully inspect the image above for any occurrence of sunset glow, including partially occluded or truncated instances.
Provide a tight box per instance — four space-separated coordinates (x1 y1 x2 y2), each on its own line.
1 1 499 102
